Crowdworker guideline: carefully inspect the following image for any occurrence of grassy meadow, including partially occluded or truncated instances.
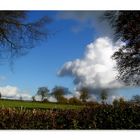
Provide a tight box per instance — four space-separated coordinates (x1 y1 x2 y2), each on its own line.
0 99 84 110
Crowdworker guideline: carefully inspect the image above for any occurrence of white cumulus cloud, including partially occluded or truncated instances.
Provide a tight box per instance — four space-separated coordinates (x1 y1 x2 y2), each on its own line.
0 85 31 100
58 37 124 92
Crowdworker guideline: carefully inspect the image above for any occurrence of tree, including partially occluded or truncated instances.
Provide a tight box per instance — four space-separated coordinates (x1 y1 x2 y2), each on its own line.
104 11 140 86
69 97 81 105
32 96 36 102
113 97 126 107
51 86 66 103
118 97 126 106
130 95 140 104
79 87 89 103
0 92 1 99
0 11 51 61
113 99 119 107
59 96 69 104
37 87 49 101
19 96 22 101
100 89 108 104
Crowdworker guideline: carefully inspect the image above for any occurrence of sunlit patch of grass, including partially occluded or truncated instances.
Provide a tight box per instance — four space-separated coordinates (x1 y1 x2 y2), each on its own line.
0 99 83 110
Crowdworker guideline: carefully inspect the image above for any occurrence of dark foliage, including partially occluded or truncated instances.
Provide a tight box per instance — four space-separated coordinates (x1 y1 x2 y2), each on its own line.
104 11 140 86
32 96 36 102
37 87 49 101
68 97 82 105
130 95 140 104
51 86 70 103
0 104 140 129
0 11 51 60
100 89 108 104
79 87 90 102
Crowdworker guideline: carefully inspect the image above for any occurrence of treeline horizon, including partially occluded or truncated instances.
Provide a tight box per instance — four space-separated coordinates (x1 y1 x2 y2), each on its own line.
0 85 140 106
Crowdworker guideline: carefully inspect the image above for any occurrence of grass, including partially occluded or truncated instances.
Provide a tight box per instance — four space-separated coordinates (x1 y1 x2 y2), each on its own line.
0 99 84 110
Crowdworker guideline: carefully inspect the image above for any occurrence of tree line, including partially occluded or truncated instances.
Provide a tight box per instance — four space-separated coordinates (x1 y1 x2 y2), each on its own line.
34 86 90 104
31 86 140 106
0 86 139 106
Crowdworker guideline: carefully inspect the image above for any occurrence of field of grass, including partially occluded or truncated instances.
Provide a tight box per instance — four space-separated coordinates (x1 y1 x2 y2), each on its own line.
0 99 84 110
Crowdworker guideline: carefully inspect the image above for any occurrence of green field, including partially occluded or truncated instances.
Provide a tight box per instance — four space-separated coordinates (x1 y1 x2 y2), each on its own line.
0 99 84 110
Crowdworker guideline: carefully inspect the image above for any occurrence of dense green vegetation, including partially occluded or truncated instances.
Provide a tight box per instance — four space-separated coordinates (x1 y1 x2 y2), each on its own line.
0 99 84 110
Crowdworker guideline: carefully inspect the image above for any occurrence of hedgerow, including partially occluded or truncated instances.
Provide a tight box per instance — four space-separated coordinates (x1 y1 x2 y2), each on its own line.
0 104 140 129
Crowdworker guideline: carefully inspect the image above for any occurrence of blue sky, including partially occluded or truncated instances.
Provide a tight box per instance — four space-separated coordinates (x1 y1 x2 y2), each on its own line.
0 11 94 95
0 11 139 100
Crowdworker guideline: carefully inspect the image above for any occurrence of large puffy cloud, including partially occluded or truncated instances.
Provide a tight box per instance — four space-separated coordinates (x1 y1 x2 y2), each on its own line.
0 85 31 100
58 37 124 93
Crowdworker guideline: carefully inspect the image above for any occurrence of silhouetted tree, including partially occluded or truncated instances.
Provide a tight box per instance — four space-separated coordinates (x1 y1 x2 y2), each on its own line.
79 87 89 103
118 97 126 107
130 95 140 104
104 11 140 86
113 99 119 107
0 92 1 99
100 89 108 104
69 97 82 105
32 96 36 102
42 98 49 103
51 86 67 103
19 96 22 101
0 11 51 60
59 96 69 104
37 87 49 101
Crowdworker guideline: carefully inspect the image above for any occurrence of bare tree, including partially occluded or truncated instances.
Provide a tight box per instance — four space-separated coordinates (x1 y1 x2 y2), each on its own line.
0 11 51 61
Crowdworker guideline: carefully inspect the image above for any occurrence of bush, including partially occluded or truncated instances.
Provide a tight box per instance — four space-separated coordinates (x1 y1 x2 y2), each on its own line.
68 97 82 105
42 99 49 103
0 104 140 129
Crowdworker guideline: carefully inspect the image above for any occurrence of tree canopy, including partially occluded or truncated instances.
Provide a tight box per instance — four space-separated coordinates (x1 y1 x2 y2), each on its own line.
100 89 108 103
0 11 51 61
37 87 49 101
104 11 140 86
131 95 140 103
51 86 64 102
79 87 89 102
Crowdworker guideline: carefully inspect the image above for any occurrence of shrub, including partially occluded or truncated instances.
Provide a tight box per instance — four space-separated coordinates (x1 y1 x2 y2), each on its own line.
0 104 140 129
68 97 82 105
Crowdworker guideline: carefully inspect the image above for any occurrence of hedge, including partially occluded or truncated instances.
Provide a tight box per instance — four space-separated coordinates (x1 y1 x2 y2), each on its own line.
0 104 140 129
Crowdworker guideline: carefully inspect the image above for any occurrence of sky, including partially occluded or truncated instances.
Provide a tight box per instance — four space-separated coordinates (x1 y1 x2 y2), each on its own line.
0 11 139 101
